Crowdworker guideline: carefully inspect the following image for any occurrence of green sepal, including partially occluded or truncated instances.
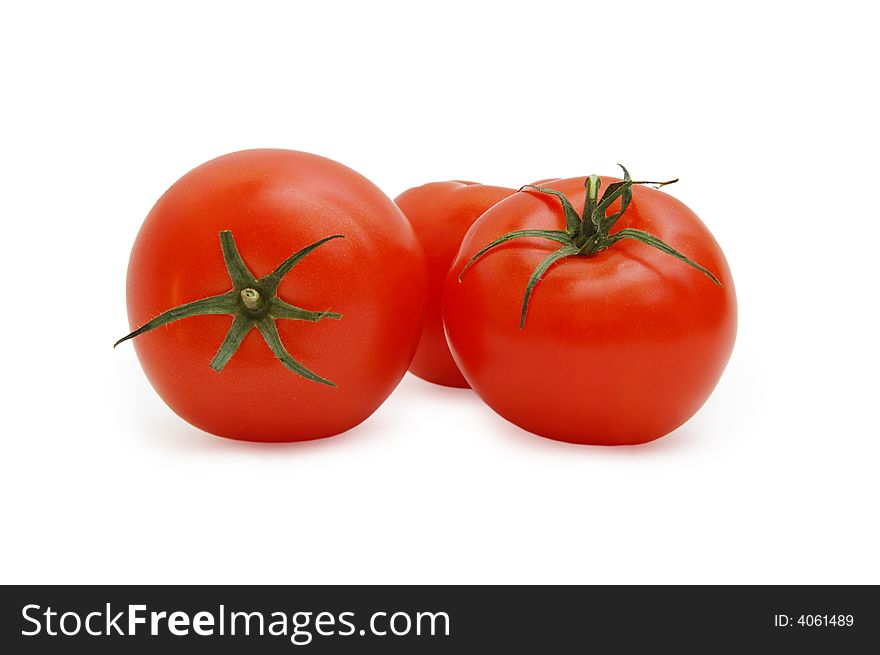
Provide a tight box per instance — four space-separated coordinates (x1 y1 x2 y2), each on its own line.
520 245 579 328
259 235 344 293
113 291 238 348
271 299 342 322
592 167 678 234
256 318 336 386
518 185 582 234
606 228 722 285
458 229 572 281
210 315 253 371
220 231 258 288
596 164 633 232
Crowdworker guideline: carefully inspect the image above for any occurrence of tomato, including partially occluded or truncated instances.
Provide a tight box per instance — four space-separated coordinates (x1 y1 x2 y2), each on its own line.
118 149 426 442
442 169 736 445
395 181 514 387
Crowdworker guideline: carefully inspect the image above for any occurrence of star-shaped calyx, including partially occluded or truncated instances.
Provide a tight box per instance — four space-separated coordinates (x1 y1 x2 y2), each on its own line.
115 230 344 386
458 165 722 328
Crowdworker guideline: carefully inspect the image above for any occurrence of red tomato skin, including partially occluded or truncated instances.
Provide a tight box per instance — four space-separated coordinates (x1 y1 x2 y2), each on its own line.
442 177 737 445
126 149 427 442
395 181 514 387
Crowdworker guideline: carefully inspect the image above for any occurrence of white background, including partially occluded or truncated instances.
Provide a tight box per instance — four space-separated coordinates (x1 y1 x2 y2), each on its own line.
1 1 878 584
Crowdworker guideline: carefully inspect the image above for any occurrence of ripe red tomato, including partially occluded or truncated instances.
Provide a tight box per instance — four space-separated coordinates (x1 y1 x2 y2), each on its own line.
442 171 736 445
395 181 514 387
119 149 426 442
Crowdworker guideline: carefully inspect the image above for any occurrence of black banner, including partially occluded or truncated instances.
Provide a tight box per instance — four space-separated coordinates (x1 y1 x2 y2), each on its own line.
1 585 876 652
